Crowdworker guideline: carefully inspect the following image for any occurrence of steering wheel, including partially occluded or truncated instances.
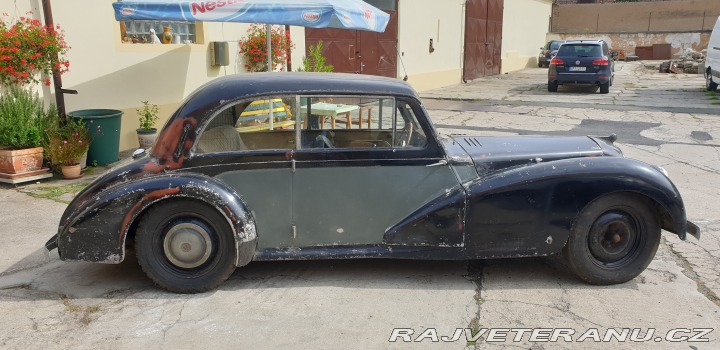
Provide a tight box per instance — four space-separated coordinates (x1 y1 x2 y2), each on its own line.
315 134 335 148
395 122 413 147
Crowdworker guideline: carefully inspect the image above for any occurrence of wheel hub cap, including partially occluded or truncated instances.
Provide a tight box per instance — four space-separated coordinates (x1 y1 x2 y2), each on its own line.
163 222 213 269
588 211 635 263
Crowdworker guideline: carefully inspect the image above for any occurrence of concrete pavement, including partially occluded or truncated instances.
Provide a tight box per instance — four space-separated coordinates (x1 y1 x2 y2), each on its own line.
1 62 719 349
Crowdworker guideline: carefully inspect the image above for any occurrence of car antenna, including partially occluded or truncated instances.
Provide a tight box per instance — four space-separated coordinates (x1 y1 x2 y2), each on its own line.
398 49 409 81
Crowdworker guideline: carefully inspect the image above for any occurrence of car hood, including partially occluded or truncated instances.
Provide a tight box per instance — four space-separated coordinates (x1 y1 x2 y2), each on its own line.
451 135 611 177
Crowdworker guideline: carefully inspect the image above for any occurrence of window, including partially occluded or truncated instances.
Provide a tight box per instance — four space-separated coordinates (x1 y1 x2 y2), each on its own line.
195 95 427 154
557 44 602 57
120 20 197 44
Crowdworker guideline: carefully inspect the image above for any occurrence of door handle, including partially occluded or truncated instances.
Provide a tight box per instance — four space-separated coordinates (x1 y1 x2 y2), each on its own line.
426 159 448 167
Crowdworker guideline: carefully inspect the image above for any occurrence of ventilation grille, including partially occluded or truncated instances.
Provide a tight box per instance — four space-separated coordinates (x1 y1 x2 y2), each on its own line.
462 137 482 148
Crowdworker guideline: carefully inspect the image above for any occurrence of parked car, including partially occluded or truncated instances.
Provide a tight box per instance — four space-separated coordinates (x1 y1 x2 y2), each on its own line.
704 16 720 91
45 73 699 293
548 40 616 94
539 40 566 67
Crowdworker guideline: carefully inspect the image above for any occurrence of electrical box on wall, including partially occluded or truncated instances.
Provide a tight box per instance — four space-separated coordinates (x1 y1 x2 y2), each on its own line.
210 41 229 66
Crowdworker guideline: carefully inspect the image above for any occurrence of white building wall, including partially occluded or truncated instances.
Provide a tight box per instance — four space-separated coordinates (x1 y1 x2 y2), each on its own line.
501 0 553 73
397 0 466 92
0 0 305 150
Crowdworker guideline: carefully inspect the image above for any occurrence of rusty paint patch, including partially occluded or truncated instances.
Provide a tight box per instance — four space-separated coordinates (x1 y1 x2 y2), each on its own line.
118 186 181 245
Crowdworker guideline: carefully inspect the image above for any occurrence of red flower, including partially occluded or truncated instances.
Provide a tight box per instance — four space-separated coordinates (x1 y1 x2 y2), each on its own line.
0 14 70 86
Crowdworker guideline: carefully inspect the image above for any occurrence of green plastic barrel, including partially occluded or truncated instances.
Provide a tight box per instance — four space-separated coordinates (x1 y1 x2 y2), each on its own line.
68 109 123 166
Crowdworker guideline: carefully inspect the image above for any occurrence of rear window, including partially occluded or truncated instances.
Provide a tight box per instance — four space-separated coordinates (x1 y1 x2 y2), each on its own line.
557 44 602 57
549 41 564 50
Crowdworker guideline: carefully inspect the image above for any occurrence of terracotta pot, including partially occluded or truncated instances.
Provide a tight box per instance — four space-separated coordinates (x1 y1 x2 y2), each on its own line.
61 164 82 179
137 128 158 149
0 146 44 174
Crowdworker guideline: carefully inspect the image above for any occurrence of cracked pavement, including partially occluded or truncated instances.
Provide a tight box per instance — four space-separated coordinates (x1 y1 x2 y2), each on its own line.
1 62 719 349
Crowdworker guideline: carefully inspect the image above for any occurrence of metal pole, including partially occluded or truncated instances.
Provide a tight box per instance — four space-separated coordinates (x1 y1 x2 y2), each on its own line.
41 0 74 119
266 24 274 130
285 25 292 72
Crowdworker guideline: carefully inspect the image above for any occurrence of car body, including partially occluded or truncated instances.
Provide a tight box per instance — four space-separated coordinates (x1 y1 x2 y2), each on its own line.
548 40 616 94
704 16 720 91
45 73 699 293
539 40 566 67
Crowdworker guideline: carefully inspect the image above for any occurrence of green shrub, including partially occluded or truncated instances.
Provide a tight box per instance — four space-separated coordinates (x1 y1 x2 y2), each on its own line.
0 86 46 149
297 41 334 73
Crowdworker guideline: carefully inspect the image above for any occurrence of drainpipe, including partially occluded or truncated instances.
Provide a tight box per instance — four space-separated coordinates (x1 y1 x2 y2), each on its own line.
41 0 77 119
285 25 292 72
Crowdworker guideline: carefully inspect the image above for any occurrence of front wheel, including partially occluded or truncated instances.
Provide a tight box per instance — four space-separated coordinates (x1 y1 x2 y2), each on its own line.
564 194 661 285
136 199 237 293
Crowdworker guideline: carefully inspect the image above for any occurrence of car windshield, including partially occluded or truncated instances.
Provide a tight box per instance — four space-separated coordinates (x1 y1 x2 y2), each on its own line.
557 44 602 57
549 41 563 50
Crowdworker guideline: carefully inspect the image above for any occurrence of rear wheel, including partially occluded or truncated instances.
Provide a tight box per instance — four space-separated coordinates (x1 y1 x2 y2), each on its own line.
136 199 237 293
564 193 661 285
599 82 610 94
706 69 718 91
548 81 558 92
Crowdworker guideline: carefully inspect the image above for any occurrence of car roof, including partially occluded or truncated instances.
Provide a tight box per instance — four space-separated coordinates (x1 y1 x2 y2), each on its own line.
170 72 419 127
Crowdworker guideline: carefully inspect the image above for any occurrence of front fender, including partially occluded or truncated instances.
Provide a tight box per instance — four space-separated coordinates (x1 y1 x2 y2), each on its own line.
465 156 691 258
56 173 256 265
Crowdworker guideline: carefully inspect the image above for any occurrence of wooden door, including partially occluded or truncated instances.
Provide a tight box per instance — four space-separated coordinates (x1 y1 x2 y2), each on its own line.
304 28 359 74
358 10 398 78
305 8 398 78
464 0 503 81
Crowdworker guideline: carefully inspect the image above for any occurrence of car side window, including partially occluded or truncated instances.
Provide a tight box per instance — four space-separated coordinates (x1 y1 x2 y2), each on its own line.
298 96 426 150
196 97 297 153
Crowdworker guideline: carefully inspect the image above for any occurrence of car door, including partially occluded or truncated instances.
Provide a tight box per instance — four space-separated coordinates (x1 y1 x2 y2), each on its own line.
186 97 296 249
288 96 460 248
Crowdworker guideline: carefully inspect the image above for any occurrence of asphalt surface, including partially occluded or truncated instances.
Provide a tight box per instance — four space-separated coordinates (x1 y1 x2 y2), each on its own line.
1 62 719 349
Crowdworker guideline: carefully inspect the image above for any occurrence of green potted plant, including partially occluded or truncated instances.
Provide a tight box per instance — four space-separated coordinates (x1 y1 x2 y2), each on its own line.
0 86 47 176
44 118 90 179
136 100 159 149
297 41 334 72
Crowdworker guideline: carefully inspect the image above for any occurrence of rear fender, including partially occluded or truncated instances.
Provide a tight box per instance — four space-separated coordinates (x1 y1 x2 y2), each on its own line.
57 173 256 266
465 156 689 258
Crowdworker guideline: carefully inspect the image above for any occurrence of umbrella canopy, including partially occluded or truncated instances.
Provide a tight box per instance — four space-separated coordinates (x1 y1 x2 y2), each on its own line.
112 0 390 32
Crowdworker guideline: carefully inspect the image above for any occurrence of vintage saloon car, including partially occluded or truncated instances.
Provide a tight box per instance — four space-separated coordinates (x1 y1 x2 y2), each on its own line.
45 73 699 293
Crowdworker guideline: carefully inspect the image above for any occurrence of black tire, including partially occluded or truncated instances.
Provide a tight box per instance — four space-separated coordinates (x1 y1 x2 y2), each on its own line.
136 199 237 293
564 193 661 285
538 62 544 68
706 69 718 91
548 81 558 92
599 82 610 94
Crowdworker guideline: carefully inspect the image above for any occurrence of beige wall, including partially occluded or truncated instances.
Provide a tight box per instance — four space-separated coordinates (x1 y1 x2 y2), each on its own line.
552 0 720 34
398 0 553 87
501 0 553 73
548 32 711 58
397 0 465 91
0 0 305 151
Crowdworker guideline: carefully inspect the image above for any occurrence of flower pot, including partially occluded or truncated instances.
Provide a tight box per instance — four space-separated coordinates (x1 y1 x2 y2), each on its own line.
76 149 88 170
137 128 158 149
0 146 44 174
61 164 82 179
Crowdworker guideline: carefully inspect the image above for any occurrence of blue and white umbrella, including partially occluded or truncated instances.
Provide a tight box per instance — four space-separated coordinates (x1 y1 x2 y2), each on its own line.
113 0 389 129
112 0 389 32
